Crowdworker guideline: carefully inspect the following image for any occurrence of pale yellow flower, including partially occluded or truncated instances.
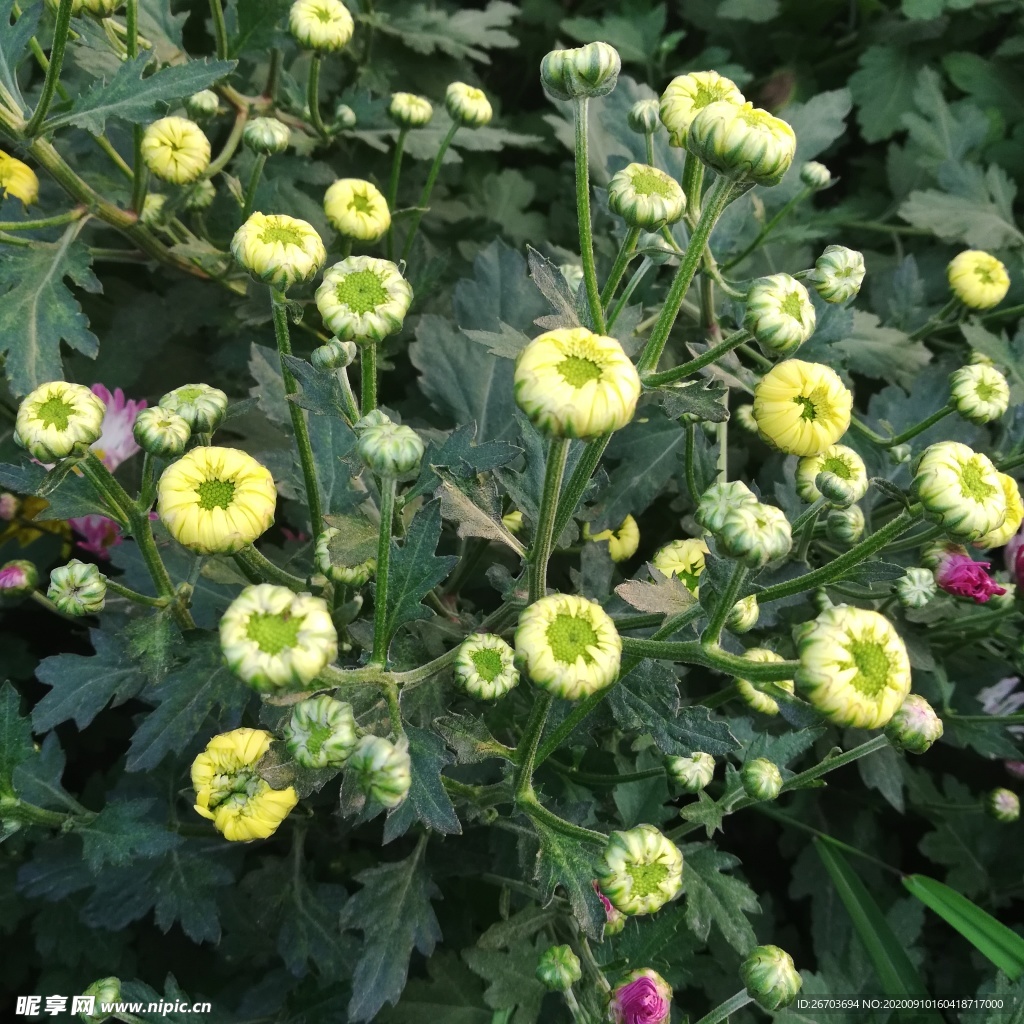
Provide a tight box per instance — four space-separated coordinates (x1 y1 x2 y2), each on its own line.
389 93 433 128
583 515 640 562
652 537 709 593
912 441 1006 543
141 117 210 184
949 363 1010 424
948 250 1009 310
794 444 868 506
454 633 519 700
659 71 745 147
596 824 683 916
15 381 106 462
0 150 39 205
688 101 796 188
735 648 794 716
974 473 1023 550
315 256 412 341
607 163 686 230
231 212 326 290
446 82 492 127
323 178 391 241
289 0 354 51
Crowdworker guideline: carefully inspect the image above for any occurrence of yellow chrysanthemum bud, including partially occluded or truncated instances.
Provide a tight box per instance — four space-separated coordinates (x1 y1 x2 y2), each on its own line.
48 559 106 616
736 648 794 715
884 694 943 754
795 444 868 506
231 212 326 290
583 514 640 562
192 728 298 841
315 256 412 342
975 473 1023 549
157 446 276 555
596 824 683 916
159 382 228 434
659 71 745 148
283 695 359 768
454 633 519 699
985 788 1020 822
502 510 524 534
311 337 358 370
323 178 391 242
445 82 493 127
735 403 758 433
607 162 686 230
727 593 760 633
714 501 792 569
133 407 190 457
14 381 105 461
947 250 1010 310
741 945 802 1012
753 359 853 457
912 441 1006 542
949 363 1010 425
139 192 168 228
808 245 865 304
79 978 122 1023
333 103 357 130
695 480 759 533
514 328 641 439
289 0 354 51
347 734 411 808
895 567 936 609
185 89 219 121
220 584 337 691
357 422 424 479
741 757 783 801
688 101 796 187
515 593 621 700
389 92 433 128
628 98 661 135
314 526 376 586
0 150 39 205
796 605 911 728
141 116 210 184
744 274 816 356
799 161 833 191
243 117 290 156
652 537 709 593
666 751 715 792
540 41 621 102
826 504 865 544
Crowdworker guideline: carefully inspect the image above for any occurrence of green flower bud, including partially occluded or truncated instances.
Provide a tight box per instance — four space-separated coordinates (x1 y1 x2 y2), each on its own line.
352 409 392 433
15 380 106 462
540 41 621 102
736 649 794 716
795 443 869 506
985 787 1020 822
825 504 865 544
140 193 168 227
895 567 936 609
741 945 802 1011
734 403 758 433
666 751 715 792
289 0 354 51
455 633 519 699
695 480 759 533
48 559 106 616
315 256 413 342
714 501 792 569
741 758 783 801
314 527 376 586
185 90 219 121
357 422 424 479
596 824 684 916
159 383 228 434
243 117 291 156
912 442 1007 543
808 245 865 304
347 734 411 809
949 363 1010 425
884 694 943 754
445 82 493 127
727 594 760 633
79 977 122 1023
311 337 358 370
0 559 38 597
608 162 686 230
132 407 190 457
628 98 661 135
744 274 816 356
800 161 833 190
389 92 433 128
282 695 359 768
184 179 217 210
536 945 582 992
333 103 357 130
889 443 912 465
659 71 745 147
688 101 796 188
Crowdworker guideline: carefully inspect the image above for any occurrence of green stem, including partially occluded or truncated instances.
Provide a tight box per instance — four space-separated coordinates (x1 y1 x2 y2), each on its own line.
644 131 655 168
737 341 773 370
549 762 666 786
572 98 605 333
0 207 84 231
392 646 462 687
716 414 728 483
692 990 754 1024
681 151 704 219
104 579 168 608
606 255 652 330
888 404 955 446
125 0 147 213
336 367 360 423
514 693 553 799
400 121 459 262
209 0 229 60
520 789 606 845
234 545 308 590
908 298 959 342
722 186 811 272
137 452 156 512
265 47 281 100
600 226 641 309
794 501 824 562
642 329 750 387
529 437 570 602
385 126 408 260
621 636 799 681
636 175 734 375
792 497 828 535
382 677 403 737
684 421 699 503
360 343 377 415
370 476 397 665
271 288 324 533
241 153 267 220
207 108 248 177
701 563 746 646
24 0 74 136
306 55 329 141
552 436 608 545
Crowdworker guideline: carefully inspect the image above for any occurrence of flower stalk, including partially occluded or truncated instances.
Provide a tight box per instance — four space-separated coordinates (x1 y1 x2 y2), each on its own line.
572 98 606 332
370 476 397 665
401 121 460 262
25 0 75 137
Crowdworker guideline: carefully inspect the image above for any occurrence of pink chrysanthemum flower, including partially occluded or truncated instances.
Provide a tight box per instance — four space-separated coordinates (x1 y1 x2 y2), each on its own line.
90 384 146 471
0 561 34 591
608 969 672 1024
70 514 123 560
934 549 1006 604
1006 526 1024 586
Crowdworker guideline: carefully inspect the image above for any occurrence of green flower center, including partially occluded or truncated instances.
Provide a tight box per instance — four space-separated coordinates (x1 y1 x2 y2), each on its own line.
974 381 998 402
302 723 333 760
821 455 852 479
175 386 204 404
630 166 674 198
628 861 670 897
36 395 75 431
975 264 996 284
693 83 725 109
846 636 892 697
348 192 376 214
210 768 261 808
196 478 235 510
313 4 336 23
259 223 307 248
334 270 389 313
546 612 598 664
780 291 806 322
959 457 997 502
471 647 505 682
794 396 816 422
558 356 603 387
247 611 302 654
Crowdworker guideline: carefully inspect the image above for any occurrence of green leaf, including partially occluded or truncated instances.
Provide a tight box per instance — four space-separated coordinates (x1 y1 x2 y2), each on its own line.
902 67 987 166
561 8 669 63
406 422 521 503
836 560 908 586
383 500 459 649
717 0 779 21
79 799 182 872
832 311 931 389
12 733 79 812
278 879 352 977
379 952 491 1024
942 52 1024 126
903 874 1024 981
657 379 730 423
339 842 443 1022
678 790 728 839
681 842 760 954
527 245 580 332
0 681 34 795
281 353 354 419
849 46 924 143
530 813 606 939
46 53 236 134
436 469 525 556
0 0 37 110
34 629 147 732
462 935 547 1024
0 222 100 397
364 1 519 63
226 0 292 56
383 727 461 841
434 714 511 764
614 572 697 617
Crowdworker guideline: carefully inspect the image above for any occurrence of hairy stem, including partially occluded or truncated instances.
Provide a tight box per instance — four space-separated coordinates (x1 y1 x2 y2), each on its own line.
400 121 459 262
25 0 74 136
370 476 397 665
572 98 605 333
529 437 570 602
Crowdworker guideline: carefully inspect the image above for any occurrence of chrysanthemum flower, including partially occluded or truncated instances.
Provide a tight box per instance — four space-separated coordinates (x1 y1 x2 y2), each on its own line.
156 446 276 554
596 824 683 916
826 504 865 544
282 695 359 768
358 422 424 479
243 117 291 156
949 363 1010 425
141 117 210 184
688 101 796 188
975 473 1023 549
540 42 621 102
608 968 672 1024
133 407 190 457
895 566 937 609
948 250 1010 310
744 274 816 356
607 163 686 230
191 728 298 841
0 149 39 205
315 256 412 341
389 93 433 128
715 501 792 568
741 757 783 801
87 384 145 470
652 537 709 593
985 787 1020 822
15 381 106 462
659 71 745 147
795 444 868 506
289 0 354 51
933 547 1006 604
347 735 411 808
912 441 1006 543
884 694 943 754
665 751 715 792
445 82 493 127
800 161 832 191
736 649 794 716
695 480 759 533
47 559 106 616
454 633 519 699
158 383 228 434
323 179 391 242
584 514 640 562
0 560 37 596
314 526 376 585
728 594 760 633
231 212 326 290
808 245 865 304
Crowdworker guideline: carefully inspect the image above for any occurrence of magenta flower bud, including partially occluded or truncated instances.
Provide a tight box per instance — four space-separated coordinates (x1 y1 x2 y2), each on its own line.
608 969 672 1024
1006 526 1024 586
1005 760 1024 781
934 549 1006 604
593 880 625 936
0 559 38 596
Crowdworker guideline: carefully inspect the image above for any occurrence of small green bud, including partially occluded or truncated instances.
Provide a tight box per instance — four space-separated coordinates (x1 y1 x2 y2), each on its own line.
949 363 1010 425
540 41 621 101
48 559 106 616
608 162 686 230
388 92 432 128
352 409 392 434
357 422 424 479
185 90 219 121
826 504 865 544
454 633 519 699
333 103 357 130
282 695 359 769
159 383 228 434
536 945 582 992
184 179 216 210
808 245 866 305
741 758 783 801
741 945 802 1011
884 694 943 754
347 734 411 809
445 82 492 128
727 594 760 633
985 787 1020 822
895 567 936 609
817 470 858 507
79 977 122 1023
311 337 358 370
666 751 715 792
695 480 759 533
688 101 796 188
800 161 833 191
139 192 168 227
744 274 816 356
243 116 291 156
628 98 660 135
889 443 912 465
714 501 792 569
133 407 191 457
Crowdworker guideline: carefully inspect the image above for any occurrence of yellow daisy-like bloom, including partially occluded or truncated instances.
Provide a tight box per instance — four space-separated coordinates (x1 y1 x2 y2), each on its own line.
974 473 1023 550
156 446 277 555
794 444 868 506
652 537 709 593
514 328 641 439
389 92 433 128
949 363 1010 425
912 441 1006 543
220 584 338 692
947 250 1010 310
688 101 796 188
231 212 326 290
323 178 391 242
659 71 745 148
735 648 794 716
454 633 519 700
583 514 640 562
15 381 106 462
753 359 853 457
141 117 210 185
596 824 684 916
0 150 39 205
795 605 912 728
515 594 621 700
289 0 354 51
191 728 298 841
446 82 493 127
316 256 412 342
607 163 686 230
